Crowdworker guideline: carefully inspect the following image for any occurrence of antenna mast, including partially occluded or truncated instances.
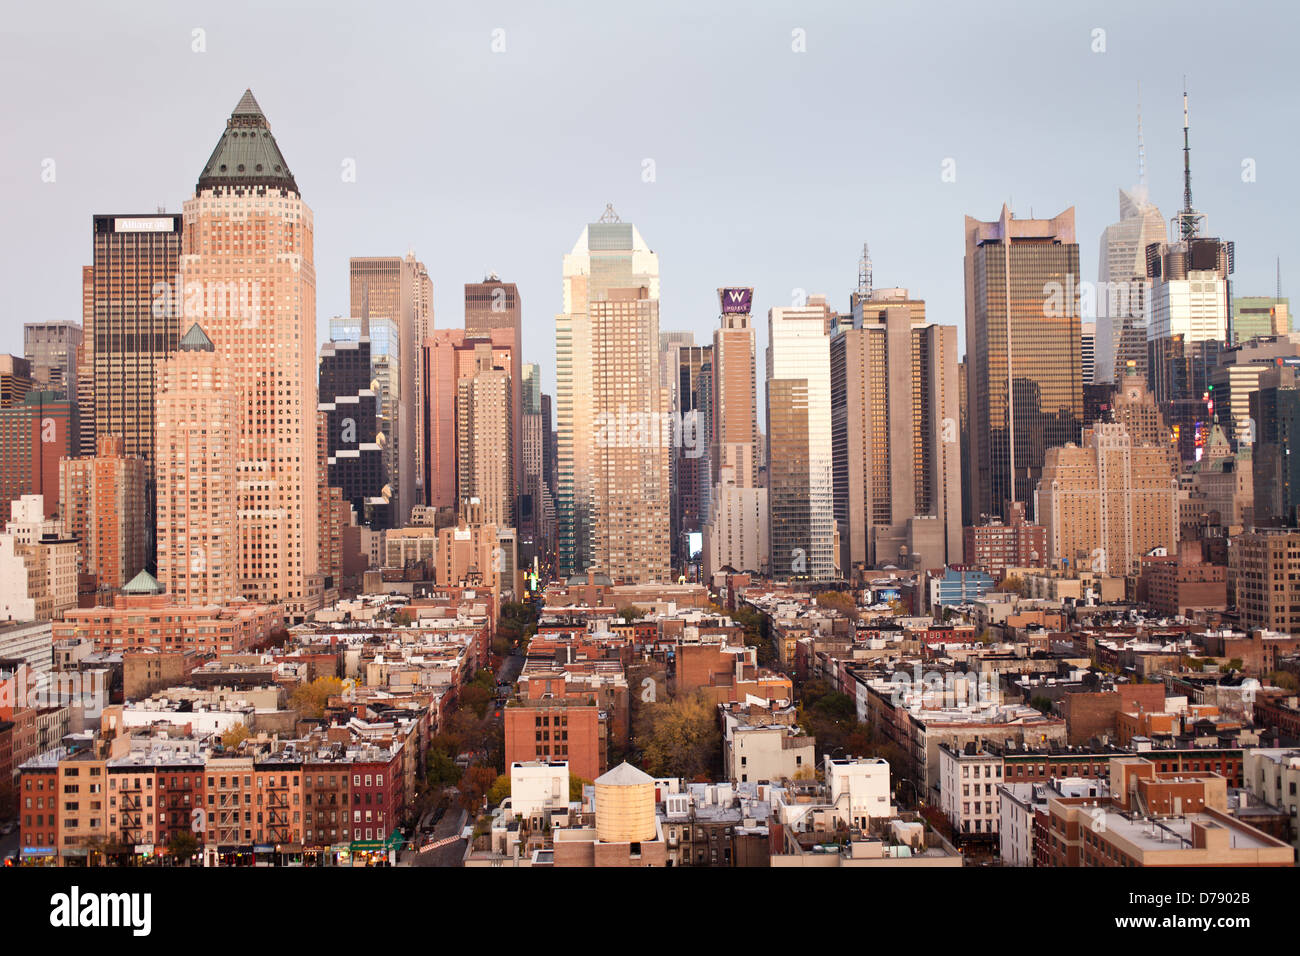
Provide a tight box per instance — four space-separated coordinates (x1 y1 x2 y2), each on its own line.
857 243 872 300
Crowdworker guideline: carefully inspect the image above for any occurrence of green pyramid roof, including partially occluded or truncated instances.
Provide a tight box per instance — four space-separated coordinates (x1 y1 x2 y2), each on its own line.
123 570 164 595
179 323 215 352
197 89 298 193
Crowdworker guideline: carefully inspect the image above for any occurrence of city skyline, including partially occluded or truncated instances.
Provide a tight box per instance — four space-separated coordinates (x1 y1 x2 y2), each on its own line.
2 2 1296 409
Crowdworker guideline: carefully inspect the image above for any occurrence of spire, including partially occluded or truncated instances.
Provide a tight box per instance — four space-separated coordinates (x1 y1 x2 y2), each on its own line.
1182 84 1193 216
197 89 298 193
178 323 215 352
1137 83 1146 189
597 203 621 223
1173 83 1207 242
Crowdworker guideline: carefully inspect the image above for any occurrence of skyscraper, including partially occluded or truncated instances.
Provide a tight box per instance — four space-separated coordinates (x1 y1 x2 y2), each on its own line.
180 90 320 618
319 321 389 529
0 356 33 408
1037 421 1179 576
465 277 523 525
58 435 146 594
831 289 961 574
420 327 516 518
22 321 81 396
1232 297 1290 344
0 391 76 522
456 345 514 529
712 287 759 489
350 254 432 522
153 324 238 605
1097 189 1165 383
556 208 669 582
964 205 1083 522
83 213 183 492
767 295 835 582
664 338 712 569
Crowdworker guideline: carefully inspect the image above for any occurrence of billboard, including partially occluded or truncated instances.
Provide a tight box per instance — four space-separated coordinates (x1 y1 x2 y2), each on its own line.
719 287 753 315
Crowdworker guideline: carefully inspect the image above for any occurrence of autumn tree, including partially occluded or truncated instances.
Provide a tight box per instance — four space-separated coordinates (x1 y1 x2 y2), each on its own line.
457 765 498 812
815 591 856 615
487 774 511 808
220 724 251 750
290 676 345 719
640 692 721 779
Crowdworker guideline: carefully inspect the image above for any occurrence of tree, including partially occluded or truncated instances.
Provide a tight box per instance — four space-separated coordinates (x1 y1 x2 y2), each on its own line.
393 608 415 626
815 591 856 614
1030 695 1053 715
499 601 539 649
290 676 345 719
640 692 721 779
1225 658 1244 673
166 831 200 865
617 605 648 624
426 748 461 788
220 725 250 750
997 574 1026 597
486 774 511 808
568 775 591 802
457 765 498 812
1270 670 1299 693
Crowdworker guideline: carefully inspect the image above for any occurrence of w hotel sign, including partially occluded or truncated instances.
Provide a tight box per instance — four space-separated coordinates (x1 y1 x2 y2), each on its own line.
718 287 753 316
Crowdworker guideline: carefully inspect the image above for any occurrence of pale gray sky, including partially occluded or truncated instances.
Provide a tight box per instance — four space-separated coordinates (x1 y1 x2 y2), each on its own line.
1 0 1295 403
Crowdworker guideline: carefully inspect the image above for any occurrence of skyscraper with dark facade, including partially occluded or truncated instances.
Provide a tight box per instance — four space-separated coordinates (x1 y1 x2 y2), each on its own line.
964 205 1082 522
83 214 182 481
319 323 389 530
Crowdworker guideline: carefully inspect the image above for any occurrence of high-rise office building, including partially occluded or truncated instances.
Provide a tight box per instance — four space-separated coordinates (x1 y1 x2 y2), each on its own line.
154 324 239 605
1081 321 1096 386
1145 91 1234 465
1097 189 1165 383
831 289 961 573
556 209 668 582
180 90 320 618
964 205 1083 522
319 320 389 530
465 276 523 524
456 345 514 529
0 356 33 408
82 213 183 483
23 321 82 395
350 254 432 523
767 295 835 582
1037 421 1179 576
712 288 759 489
520 363 551 565
58 435 146 594
1251 364 1300 528
420 327 516 518
664 339 712 569
0 391 76 521
1232 297 1289 345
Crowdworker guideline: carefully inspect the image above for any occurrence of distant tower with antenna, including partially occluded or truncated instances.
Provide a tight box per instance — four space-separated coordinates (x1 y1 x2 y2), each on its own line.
1173 83 1207 241
857 243 872 300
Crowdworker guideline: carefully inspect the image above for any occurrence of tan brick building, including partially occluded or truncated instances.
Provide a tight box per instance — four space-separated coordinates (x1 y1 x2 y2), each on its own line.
1038 422 1178 576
